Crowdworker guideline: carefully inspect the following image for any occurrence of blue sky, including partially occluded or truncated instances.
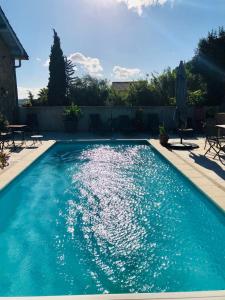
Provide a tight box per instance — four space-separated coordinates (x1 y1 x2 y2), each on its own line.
1 0 225 98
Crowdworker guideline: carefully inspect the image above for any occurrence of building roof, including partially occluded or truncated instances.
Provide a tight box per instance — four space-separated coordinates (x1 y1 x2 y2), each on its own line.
0 6 28 60
112 81 137 91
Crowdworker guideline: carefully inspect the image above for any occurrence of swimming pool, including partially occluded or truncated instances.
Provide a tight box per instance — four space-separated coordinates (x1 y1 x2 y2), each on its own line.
0 141 225 296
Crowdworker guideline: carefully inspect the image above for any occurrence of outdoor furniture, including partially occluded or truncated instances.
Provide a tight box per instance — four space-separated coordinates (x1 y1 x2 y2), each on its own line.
31 135 43 146
117 115 133 134
204 137 220 157
178 128 194 144
213 142 225 164
203 123 218 150
26 113 39 132
89 114 102 132
216 124 225 138
7 124 27 147
0 132 12 150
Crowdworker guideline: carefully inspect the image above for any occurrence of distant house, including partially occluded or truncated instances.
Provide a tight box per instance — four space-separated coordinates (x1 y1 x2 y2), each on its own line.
0 6 28 121
112 81 138 92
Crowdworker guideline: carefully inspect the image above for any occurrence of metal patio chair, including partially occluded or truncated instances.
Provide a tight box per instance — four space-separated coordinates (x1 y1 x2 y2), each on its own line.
213 142 225 164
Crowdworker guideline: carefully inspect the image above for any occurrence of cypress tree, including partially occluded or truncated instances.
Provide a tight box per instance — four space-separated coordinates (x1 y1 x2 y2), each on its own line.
47 29 66 105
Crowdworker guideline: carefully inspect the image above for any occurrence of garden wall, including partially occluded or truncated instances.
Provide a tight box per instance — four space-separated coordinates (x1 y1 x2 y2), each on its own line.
18 106 214 132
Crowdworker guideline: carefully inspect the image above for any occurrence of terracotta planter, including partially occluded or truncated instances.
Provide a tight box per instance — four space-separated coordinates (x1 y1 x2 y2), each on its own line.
159 134 169 146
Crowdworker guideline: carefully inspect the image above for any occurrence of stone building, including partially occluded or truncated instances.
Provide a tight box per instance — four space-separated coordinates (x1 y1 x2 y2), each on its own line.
0 6 28 121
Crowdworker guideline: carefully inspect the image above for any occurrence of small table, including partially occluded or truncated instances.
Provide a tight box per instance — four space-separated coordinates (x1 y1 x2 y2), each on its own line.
31 135 43 145
7 124 27 147
178 128 194 144
216 124 225 137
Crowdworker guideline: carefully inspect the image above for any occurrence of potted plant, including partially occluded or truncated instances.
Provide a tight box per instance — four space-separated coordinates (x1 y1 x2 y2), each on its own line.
159 125 169 146
63 103 82 133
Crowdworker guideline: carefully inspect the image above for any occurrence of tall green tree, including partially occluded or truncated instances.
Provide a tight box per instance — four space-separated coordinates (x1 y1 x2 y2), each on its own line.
47 29 67 105
193 27 225 105
69 75 109 106
127 80 156 106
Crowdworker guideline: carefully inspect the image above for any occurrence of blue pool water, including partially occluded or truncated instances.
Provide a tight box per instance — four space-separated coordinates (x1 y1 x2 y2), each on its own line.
0 141 225 296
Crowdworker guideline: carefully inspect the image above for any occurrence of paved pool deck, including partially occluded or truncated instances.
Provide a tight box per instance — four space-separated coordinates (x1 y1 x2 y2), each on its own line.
2 290 225 300
0 133 224 300
150 137 225 212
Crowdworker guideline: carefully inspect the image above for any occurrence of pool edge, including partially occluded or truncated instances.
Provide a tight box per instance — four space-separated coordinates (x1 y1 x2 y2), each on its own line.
148 139 225 213
2 290 225 299
0 138 225 300
0 140 56 191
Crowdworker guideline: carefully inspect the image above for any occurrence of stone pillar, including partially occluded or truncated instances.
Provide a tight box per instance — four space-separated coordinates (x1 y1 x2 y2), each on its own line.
0 37 17 122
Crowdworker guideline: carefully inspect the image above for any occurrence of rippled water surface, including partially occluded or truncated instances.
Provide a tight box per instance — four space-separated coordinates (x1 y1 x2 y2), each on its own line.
1 141 225 296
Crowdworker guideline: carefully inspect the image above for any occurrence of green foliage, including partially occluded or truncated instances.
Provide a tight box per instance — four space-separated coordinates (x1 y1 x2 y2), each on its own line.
31 88 48 106
150 68 176 105
28 91 34 102
107 88 128 106
48 29 67 105
159 125 167 135
0 113 8 132
188 90 205 106
63 103 82 119
37 88 48 105
69 75 109 106
192 27 225 105
127 80 156 106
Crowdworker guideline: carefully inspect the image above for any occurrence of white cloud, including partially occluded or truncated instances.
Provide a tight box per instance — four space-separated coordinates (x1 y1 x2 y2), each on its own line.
116 0 171 15
36 57 41 62
17 87 40 99
113 65 141 80
68 52 103 77
43 58 50 67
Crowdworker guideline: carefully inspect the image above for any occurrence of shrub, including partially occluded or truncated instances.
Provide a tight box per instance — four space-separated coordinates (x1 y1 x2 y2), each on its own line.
63 103 82 120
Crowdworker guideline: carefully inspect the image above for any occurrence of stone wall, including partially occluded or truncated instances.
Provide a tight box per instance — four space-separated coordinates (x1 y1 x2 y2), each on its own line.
0 37 17 121
19 105 200 132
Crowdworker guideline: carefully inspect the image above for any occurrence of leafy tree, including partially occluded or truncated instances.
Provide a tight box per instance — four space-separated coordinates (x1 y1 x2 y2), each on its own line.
107 88 128 106
150 68 176 105
69 75 109 106
47 29 67 105
127 80 156 106
38 88 48 104
192 27 225 105
27 91 34 102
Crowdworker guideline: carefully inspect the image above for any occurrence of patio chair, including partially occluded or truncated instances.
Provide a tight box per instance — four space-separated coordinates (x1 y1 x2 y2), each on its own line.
0 131 13 150
203 122 218 150
26 113 39 133
89 114 102 132
146 113 159 134
116 115 133 134
213 143 225 164
25 114 43 146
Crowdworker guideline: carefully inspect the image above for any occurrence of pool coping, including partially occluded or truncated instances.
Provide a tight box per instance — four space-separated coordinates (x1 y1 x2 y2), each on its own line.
148 139 225 214
1 290 225 300
0 140 56 191
0 138 225 300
